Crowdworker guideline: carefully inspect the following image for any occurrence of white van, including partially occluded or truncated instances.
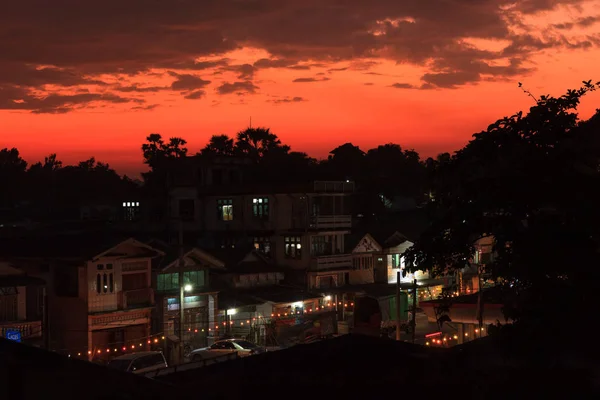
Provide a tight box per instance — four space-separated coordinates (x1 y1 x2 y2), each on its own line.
107 351 167 374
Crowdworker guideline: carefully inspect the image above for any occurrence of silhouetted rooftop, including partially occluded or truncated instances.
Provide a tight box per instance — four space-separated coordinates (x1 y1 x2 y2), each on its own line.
154 333 598 399
0 338 186 400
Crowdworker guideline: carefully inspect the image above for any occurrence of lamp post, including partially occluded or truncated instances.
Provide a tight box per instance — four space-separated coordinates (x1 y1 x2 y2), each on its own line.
177 220 194 364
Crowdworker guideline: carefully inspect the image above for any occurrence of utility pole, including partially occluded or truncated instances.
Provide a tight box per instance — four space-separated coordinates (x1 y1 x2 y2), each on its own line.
411 279 417 344
476 265 483 336
395 271 401 341
42 286 49 350
178 220 185 364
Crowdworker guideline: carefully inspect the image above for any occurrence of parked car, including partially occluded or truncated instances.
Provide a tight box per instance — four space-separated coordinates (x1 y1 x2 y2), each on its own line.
189 339 266 361
107 351 168 374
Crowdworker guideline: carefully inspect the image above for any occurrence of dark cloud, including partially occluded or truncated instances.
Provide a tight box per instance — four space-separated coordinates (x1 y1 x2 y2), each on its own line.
114 84 166 93
132 104 160 111
216 81 259 95
0 0 594 110
420 71 481 88
169 72 211 91
184 90 206 100
0 85 143 113
364 82 374 85
223 63 257 80
390 82 415 89
292 77 331 83
270 96 306 104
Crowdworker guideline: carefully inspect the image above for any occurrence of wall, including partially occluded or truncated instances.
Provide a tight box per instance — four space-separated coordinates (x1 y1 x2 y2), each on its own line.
385 241 430 284
87 257 151 313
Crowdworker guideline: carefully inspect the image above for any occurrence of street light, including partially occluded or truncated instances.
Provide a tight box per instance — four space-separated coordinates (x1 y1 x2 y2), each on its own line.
184 284 193 292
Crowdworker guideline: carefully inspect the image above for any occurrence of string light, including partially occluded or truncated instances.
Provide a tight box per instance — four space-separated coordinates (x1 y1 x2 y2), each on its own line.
62 303 356 358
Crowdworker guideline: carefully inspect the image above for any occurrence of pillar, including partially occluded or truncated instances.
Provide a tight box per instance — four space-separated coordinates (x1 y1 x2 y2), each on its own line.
457 324 464 345
87 330 93 362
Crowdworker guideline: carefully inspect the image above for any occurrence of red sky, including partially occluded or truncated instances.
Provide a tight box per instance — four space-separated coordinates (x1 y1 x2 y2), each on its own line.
1 1 600 176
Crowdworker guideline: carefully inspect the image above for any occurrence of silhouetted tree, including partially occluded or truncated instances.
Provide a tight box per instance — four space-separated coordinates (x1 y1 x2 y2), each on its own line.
404 81 600 329
200 134 235 156
234 127 290 162
0 148 28 209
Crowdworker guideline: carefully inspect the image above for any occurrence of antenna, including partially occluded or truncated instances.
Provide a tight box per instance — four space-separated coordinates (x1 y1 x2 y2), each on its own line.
249 116 252 128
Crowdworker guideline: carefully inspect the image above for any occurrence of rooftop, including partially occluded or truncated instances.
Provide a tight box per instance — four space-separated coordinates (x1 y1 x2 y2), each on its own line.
154 333 598 399
0 338 186 400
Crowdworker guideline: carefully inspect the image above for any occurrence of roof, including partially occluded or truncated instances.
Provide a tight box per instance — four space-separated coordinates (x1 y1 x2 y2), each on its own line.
216 290 265 310
356 209 429 245
0 233 161 261
154 334 598 398
111 351 164 360
243 285 322 304
217 285 322 309
0 338 187 400
0 275 45 287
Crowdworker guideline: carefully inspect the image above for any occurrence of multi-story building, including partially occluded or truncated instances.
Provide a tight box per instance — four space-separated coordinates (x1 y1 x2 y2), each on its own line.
146 239 219 359
166 155 355 289
0 234 164 360
0 263 46 346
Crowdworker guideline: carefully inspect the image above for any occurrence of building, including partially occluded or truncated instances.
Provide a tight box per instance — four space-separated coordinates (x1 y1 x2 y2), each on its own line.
0 263 46 346
0 233 164 361
147 239 220 359
166 155 355 289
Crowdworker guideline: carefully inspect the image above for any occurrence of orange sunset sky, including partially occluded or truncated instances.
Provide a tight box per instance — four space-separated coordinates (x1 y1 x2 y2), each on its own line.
2 0 600 176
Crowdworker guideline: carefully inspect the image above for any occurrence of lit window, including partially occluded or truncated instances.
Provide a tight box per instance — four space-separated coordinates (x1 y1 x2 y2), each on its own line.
217 199 233 221
252 197 269 220
254 236 271 255
123 201 140 221
284 236 302 259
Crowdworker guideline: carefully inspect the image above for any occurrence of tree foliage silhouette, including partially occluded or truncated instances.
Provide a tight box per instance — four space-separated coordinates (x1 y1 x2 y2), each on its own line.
403 81 600 325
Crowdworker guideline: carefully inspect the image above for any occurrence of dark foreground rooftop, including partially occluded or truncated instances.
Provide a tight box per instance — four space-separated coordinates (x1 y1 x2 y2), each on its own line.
2 330 598 399
156 333 599 399
0 338 184 400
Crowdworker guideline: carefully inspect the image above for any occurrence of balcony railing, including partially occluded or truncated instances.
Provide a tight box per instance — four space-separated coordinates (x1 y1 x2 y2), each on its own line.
1 320 42 340
309 215 352 230
118 288 154 310
311 254 353 271
314 181 355 193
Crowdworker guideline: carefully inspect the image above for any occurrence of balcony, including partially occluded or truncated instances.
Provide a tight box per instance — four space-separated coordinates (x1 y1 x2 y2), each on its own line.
311 254 353 271
313 181 355 193
1 320 42 341
309 215 352 230
118 288 154 310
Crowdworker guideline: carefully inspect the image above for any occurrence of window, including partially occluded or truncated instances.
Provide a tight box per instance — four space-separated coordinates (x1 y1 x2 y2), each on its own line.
95 272 114 294
254 237 271 255
391 254 403 269
179 199 195 220
97 264 104 270
212 169 223 185
157 273 178 292
106 264 113 270
122 201 140 221
0 289 17 321
252 197 269 220
122 272 147 291
220 236 235 249
157 271 205 292
284 236 302 259
217 199 233 221
229 170 240 184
